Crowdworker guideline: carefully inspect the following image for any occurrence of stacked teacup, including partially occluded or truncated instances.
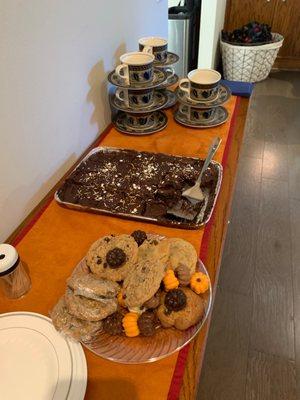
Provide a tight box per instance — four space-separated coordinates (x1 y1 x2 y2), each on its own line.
174 69 231 129
138 37 180 110
109 37 180 136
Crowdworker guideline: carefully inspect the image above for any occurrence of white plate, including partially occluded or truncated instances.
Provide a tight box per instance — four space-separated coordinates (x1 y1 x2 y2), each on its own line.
0 312 87 400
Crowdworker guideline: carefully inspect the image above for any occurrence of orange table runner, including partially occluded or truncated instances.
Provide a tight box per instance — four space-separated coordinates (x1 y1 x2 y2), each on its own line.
2 96 239 400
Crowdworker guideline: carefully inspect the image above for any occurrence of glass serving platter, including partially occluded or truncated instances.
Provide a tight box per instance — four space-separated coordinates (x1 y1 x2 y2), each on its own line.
71 248 212 364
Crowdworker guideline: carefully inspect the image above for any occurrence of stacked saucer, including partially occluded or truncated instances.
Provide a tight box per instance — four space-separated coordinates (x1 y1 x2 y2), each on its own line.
174 69 231 129
109 37 179 135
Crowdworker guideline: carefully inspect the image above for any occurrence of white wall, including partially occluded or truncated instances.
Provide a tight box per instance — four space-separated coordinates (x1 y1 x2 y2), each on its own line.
168 0 179 6
198 0 227 69
0 0 168 242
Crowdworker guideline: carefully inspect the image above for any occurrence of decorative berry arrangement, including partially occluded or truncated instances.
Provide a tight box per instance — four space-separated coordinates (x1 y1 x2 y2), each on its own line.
222 21 272 45
106 248 126 268
165 289 187 312
137 311 157 337
131 230 147 246
103 312 124 335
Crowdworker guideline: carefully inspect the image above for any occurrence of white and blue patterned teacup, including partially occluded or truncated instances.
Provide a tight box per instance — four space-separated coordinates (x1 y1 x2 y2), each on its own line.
115 88 154 109
179 69 221 102
126 112 155 130
115 52 155 86
139 37 168 64
179 104 216 122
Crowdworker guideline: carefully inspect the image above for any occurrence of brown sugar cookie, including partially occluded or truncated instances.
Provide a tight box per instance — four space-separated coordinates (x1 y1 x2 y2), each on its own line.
167 238 197 275
51 296 102 341
65 288 117 321
123 257 166 309
157 287 205 330
86 234 138 281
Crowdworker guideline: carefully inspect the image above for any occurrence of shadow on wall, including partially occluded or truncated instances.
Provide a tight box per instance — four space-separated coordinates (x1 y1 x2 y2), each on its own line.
2 153 77 242
87 42 127 133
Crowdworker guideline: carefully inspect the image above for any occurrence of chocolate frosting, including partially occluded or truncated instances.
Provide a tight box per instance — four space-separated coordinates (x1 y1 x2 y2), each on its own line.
57 149 219 224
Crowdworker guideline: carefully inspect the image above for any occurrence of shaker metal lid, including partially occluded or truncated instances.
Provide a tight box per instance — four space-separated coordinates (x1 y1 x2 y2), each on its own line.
0 244 19 275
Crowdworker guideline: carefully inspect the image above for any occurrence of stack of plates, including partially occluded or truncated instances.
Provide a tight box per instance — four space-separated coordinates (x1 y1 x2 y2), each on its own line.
0 312 87 400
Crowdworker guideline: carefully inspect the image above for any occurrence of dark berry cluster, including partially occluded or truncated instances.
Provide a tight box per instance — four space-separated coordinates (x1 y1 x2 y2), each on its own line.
137 311 157 336
106 248 126 268
131 230 147 246
103 312 123 335
222 21 272 45
165 289 187 312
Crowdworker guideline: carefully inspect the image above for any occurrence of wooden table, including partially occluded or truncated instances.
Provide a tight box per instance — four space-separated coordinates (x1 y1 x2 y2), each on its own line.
4 97 249 400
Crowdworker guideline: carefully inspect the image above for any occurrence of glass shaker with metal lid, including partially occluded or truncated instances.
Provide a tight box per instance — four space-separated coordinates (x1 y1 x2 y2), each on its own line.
0 244 31 299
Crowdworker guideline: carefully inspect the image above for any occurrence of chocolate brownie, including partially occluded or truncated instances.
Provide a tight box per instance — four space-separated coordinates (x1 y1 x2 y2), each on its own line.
56 149 219 226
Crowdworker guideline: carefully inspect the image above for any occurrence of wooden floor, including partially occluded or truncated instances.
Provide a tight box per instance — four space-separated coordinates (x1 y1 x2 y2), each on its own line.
197 71 300 400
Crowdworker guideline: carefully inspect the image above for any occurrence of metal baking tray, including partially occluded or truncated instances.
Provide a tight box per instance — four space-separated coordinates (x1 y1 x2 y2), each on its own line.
54 147 223 229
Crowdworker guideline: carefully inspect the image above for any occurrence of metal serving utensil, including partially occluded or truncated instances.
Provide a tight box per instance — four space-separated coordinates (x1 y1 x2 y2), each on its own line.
182 136 222 202
167 137 222 221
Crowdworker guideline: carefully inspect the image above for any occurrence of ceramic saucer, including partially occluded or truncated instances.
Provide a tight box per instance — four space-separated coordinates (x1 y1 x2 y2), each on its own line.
114 111 168 135
174 106 229 128
111 90 168 113
159 89 177 109
158 71 179 89
176 84 231 109
154 52 180 67
108 68 168 89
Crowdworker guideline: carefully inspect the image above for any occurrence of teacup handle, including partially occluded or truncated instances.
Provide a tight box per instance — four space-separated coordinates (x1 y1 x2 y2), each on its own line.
165 67 175 78
115 88 129 107
142 45 153 54
179 78 190 96
179 104 190 116
115 64 129 85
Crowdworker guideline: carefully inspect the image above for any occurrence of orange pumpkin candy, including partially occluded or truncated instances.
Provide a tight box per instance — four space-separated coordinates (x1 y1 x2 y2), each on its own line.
122 312 140 337
163 269 179 291
117 290 126 308
190 272 210 294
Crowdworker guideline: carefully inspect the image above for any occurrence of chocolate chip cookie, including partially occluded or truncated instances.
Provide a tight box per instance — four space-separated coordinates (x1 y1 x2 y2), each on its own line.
123 257 166 309
86 234 138 281
138 237 170 265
